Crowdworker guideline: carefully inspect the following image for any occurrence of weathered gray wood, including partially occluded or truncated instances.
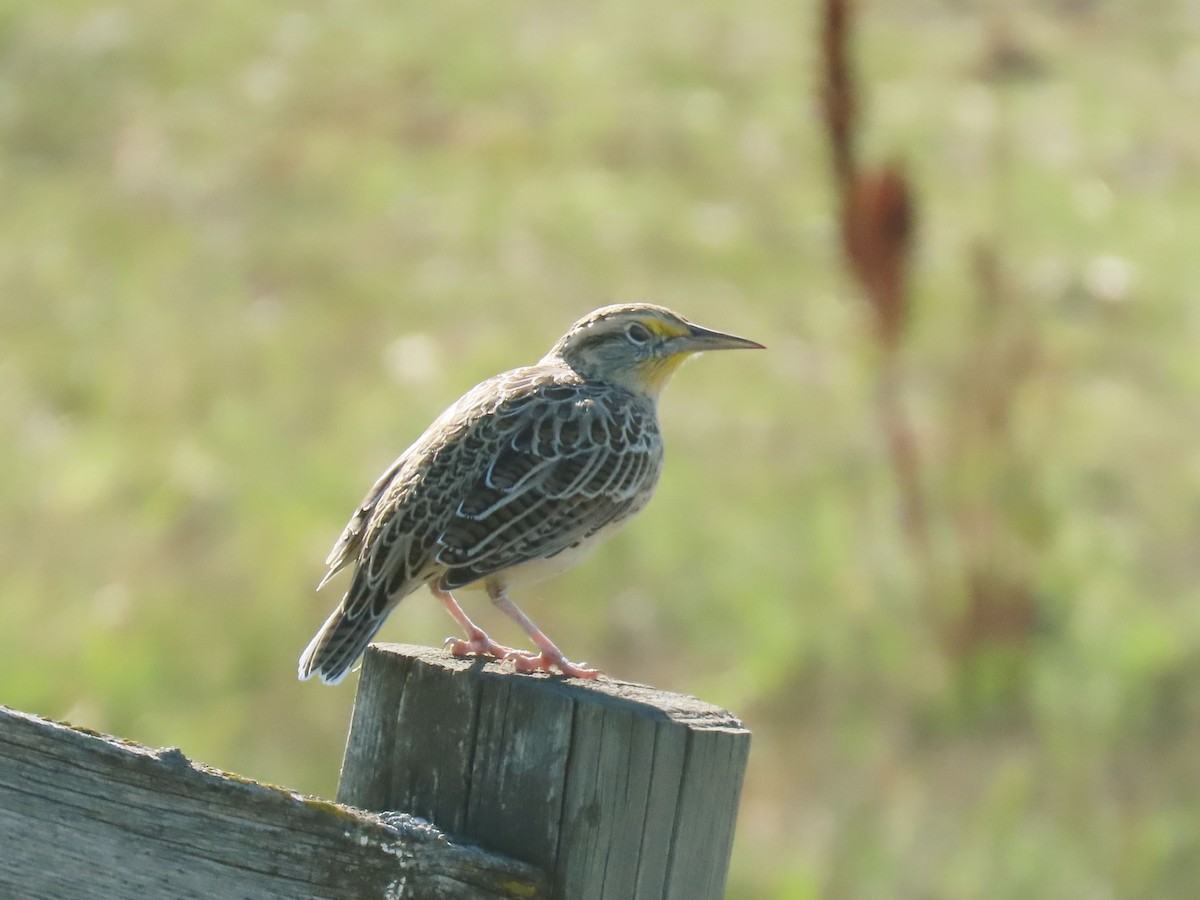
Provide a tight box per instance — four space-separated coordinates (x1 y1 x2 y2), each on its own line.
339 644 751 900
0 705 547 899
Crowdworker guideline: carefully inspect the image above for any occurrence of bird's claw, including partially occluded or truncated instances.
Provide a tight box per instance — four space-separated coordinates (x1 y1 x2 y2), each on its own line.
444 630 518 661
508 649 602 680
445 625 602 679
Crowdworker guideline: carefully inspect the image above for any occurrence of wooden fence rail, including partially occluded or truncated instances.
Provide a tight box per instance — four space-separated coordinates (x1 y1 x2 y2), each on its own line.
0 644 749 899
0 706 545 898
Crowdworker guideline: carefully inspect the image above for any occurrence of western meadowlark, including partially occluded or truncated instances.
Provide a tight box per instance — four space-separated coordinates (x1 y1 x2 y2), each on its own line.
298 303 763 684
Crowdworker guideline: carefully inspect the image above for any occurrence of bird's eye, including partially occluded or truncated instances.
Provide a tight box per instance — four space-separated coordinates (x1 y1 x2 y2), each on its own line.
625 322 652 345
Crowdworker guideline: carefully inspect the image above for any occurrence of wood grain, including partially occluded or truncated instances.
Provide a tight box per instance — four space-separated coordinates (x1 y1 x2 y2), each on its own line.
0 705 547 899
339 644 751 900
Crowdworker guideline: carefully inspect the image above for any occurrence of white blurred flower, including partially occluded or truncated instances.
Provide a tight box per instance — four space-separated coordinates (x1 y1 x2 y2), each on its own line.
386 333 442 388
1084 255 1133 303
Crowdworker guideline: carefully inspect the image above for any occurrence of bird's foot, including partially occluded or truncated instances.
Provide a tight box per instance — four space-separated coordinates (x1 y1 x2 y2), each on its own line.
444 626 519 662
508 649 603 680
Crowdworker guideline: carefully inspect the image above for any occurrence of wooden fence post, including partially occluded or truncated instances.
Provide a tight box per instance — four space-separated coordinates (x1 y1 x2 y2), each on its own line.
338 644 751 900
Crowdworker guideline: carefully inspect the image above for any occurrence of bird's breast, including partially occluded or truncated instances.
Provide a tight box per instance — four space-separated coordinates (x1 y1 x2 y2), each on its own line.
456 512 642 593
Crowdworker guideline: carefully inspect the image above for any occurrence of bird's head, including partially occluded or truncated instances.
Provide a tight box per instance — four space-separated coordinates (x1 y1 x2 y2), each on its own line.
544 303 764 398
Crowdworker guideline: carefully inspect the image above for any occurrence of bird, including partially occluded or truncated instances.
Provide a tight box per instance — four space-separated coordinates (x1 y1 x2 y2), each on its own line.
298 303 763 684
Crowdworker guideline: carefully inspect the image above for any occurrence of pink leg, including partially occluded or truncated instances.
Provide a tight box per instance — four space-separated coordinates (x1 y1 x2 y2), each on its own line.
431 586 520 662
487 583 602 679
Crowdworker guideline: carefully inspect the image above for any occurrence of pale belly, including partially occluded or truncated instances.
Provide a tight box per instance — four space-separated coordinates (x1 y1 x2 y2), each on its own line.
454 516 634 593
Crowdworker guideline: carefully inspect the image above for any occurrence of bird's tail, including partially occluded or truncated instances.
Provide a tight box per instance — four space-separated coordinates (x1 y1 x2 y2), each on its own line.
298 600 388 685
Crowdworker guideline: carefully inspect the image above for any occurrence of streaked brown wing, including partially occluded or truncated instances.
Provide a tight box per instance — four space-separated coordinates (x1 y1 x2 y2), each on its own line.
318 454 409 589
317 377 488 591
432 383 662 589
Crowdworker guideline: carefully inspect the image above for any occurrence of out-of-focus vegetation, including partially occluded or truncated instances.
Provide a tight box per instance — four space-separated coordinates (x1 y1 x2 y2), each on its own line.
3 0 1200 895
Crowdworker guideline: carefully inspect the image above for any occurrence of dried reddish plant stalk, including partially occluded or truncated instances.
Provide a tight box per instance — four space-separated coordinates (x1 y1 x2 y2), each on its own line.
818 0 1041 663
843 166 914 349
821 0 857 191
820 0 916 347
819 0 934 591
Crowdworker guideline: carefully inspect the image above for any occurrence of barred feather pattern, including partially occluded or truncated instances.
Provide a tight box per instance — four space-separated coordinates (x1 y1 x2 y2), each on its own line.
298 364 663 684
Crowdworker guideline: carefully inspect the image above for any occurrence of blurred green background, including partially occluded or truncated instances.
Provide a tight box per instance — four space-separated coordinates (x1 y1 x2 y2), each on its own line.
3 0 1200 896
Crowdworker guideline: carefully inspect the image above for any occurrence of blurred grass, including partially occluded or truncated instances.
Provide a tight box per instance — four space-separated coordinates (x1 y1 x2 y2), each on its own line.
3 0 1200 896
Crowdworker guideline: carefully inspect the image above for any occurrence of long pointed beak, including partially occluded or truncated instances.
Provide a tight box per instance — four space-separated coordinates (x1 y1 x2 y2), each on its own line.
681 321 766 352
